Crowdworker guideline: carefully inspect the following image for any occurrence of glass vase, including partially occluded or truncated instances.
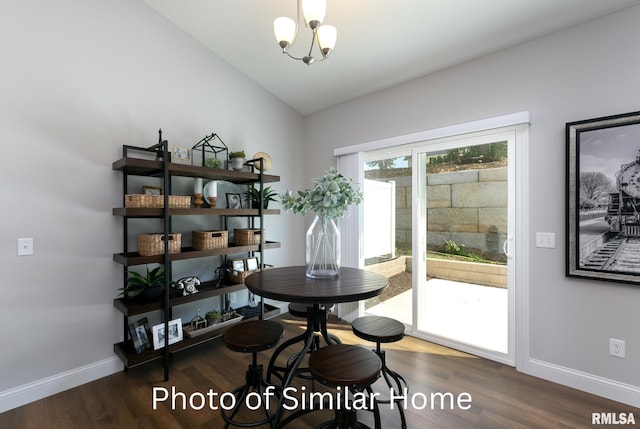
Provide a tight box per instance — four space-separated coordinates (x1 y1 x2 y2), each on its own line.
306 215 340 279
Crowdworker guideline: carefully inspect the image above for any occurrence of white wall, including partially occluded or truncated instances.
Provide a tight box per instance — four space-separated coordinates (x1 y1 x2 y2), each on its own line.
0 0 304 410
304 6 640 405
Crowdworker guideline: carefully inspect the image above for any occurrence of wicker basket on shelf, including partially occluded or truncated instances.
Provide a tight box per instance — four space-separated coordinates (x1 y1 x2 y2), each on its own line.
192 230 228 251
234 228 265 245
124 194 191 208
138 233 182 256
230 265 273 284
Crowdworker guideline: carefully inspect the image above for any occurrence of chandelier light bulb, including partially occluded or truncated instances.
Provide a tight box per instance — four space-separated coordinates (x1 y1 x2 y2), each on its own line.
274 0 336 65
274 16 296 49
302 0 326 30
317 24 337 56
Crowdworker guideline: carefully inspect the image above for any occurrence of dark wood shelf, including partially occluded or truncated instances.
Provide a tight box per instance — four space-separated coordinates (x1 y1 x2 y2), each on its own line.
113 207 280 217
113 241 281 266
112 157 279 183
113 282 248 316
114 305 281 369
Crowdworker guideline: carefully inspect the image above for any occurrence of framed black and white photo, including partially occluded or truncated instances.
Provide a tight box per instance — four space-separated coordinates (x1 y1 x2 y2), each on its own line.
128 317 152 354
152 318 183 350
226 193 242 209
566 110 640 284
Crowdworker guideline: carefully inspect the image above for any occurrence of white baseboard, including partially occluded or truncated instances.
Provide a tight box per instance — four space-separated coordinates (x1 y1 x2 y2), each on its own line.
525 358 640 408
0 356 122 414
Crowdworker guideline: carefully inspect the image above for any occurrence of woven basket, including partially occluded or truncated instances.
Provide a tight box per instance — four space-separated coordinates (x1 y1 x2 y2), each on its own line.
138 233 182 256
169 195 191 208
125 195 191 208
234 228 265 246
192 230 228 251
230 265 273 284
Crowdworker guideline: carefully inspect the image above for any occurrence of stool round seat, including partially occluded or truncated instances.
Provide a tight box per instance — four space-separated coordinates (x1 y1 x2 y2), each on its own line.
310 344 381 387
223 319 283 353
352 316 405 344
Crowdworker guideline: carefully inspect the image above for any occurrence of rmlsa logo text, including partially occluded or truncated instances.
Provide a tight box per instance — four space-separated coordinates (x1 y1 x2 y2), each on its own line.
592 412 636 425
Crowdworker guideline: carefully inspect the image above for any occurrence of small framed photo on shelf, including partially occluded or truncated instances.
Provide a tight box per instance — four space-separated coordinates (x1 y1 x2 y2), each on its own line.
232 258 246 272
143 185 162 195
128 317 152 354
152 318 183 350
246 257 259 271
226 193 242 209
171 146 192 164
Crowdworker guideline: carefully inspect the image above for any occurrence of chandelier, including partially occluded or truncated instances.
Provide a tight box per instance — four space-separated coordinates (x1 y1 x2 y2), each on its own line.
273 0 337 65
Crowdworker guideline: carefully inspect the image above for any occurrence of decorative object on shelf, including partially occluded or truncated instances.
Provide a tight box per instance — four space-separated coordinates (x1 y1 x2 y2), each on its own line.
183 311 243 338
191 133 228 168
138 233 182 256
193 177 204 208
152 318 183 350
205 310 221 325
171 146 191 164
226 192 242 209
176 276 200 296
192 230 228 250
251 152 272 171
143 185 162 195
124 194 190 209
234 228 265 246
189 309 208 332
229 150 246 171
244 185 277 209
128 317 152 354
274 0 337 65
119 265 175 299
280 166 363 279
204 180 218 208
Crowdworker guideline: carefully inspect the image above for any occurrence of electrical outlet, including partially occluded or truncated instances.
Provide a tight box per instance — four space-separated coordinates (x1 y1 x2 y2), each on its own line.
610 338 625 358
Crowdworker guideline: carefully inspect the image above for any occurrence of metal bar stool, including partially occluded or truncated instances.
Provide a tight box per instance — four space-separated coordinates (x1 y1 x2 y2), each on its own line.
266 303 340 386
221 319 284 428
351 316 408 429
304 344 382 429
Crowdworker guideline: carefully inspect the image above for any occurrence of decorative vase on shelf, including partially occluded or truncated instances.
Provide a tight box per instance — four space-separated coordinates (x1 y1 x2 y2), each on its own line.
306 215 340 279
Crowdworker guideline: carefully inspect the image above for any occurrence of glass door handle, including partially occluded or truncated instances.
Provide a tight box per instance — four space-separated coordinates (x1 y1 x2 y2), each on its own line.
503 236 513 259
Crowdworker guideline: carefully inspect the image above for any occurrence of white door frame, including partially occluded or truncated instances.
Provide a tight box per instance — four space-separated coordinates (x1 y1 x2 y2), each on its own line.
411 127 521 366
334 112 530 372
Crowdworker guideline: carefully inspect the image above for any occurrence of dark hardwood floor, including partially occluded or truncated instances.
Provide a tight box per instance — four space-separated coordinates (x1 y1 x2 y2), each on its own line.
1 313 637 428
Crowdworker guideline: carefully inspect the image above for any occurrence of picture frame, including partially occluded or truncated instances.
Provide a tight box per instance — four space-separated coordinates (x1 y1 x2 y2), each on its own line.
226 193 242 209
152 318 183 350
128 317 152 354
566 110 640 284
172 146 191 164
246 256 259 271
143 185 162 195
232 258 246 272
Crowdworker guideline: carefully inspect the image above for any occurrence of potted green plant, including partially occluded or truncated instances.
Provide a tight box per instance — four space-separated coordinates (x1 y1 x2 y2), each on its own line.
244 186 277 209
229 151 246 171
118 265 175 301
204 157 222 168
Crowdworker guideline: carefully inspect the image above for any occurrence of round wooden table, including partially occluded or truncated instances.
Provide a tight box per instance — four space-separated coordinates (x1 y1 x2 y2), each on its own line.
244 266 388 427
244 266 388 304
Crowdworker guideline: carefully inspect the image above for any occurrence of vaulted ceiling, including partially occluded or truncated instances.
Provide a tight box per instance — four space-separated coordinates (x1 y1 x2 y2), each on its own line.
141 0 640 115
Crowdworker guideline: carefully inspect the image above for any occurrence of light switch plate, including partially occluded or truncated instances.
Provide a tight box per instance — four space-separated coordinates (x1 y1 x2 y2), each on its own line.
18 238 34 256
536 232 555 248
